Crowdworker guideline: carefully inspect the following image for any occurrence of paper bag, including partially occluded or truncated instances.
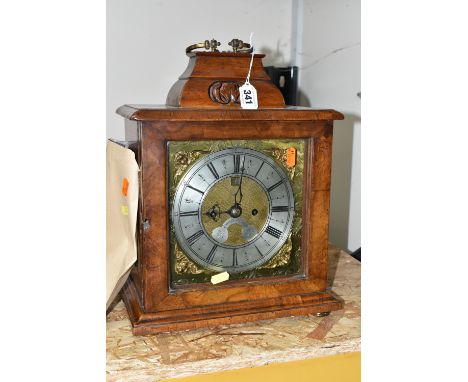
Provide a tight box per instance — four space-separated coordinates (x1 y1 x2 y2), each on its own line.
106 140 139 309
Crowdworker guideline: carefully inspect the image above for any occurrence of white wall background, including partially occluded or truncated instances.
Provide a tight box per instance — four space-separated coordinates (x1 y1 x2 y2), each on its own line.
107 0 293 140
107 0 360 251
293 0 361 251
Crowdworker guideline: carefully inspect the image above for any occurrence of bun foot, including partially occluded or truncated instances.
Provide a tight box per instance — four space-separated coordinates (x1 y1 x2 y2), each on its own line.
313 311 331 317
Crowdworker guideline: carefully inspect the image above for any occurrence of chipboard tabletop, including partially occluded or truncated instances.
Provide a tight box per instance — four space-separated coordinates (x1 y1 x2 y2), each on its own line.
106 245 361 382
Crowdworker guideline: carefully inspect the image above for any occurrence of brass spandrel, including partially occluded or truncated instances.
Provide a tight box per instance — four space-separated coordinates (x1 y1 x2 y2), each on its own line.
174 242 205 275
172 150 210 189
266 147 297 181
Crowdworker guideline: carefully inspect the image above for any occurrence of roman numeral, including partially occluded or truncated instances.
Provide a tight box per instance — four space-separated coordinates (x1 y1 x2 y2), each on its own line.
271 205 289 212
254 161 264 178
186 184 204 195
206 245 217 263
267 180 283 192
254 244 264 258
179 210 199 217
233 154 241 174
265 225 282 239
233 249 238 266
186 230 204 245
207 162 219 179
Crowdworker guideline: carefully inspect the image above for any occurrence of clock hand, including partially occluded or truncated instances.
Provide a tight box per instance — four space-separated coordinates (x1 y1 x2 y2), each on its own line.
205 203 234 221
205 203 223 221
234 156 246 205
207 156 246 222
205 202 246 221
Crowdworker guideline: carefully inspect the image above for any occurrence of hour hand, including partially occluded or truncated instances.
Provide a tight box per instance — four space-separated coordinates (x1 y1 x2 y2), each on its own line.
205 203 221 221
205 203 244 221
205 203 230 221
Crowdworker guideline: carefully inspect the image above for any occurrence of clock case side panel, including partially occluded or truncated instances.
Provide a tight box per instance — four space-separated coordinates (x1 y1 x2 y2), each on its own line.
136 122 171 312
307 125 334 290
123 119 145 308
122 120 173 314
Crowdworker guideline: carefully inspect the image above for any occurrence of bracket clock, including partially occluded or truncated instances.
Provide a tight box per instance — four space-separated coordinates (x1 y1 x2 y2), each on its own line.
117 38 344 335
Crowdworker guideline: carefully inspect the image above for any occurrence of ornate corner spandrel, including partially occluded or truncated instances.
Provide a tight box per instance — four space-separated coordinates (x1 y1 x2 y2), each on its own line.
174 242 205 275
265 147 298 181
172 149 210 189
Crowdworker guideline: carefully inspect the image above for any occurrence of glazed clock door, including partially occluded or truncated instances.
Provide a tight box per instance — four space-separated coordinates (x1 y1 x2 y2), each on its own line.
172 147 295 273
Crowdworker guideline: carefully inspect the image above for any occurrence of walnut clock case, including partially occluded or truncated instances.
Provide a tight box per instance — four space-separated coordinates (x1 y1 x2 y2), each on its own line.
117 45 344 335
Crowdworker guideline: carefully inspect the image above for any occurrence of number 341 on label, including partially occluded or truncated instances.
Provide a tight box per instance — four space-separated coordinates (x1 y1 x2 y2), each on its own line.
239 83 258 109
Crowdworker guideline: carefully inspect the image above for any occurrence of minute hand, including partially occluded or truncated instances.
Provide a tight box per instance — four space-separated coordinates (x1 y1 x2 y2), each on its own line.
234 156 246 205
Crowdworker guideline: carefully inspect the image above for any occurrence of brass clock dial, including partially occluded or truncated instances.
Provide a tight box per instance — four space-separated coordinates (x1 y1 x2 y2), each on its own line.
172 148 295 273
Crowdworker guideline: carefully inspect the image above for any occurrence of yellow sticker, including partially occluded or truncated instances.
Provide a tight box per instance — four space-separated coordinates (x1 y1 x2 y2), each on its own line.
210 271 230 285
121 205 129 216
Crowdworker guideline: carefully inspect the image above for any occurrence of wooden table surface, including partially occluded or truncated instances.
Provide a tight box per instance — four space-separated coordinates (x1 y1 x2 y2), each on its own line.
106 245 361 382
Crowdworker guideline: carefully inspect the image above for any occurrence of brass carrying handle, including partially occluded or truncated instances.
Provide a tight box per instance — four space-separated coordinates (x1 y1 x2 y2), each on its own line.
185 38 253 54
186 39 221 53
